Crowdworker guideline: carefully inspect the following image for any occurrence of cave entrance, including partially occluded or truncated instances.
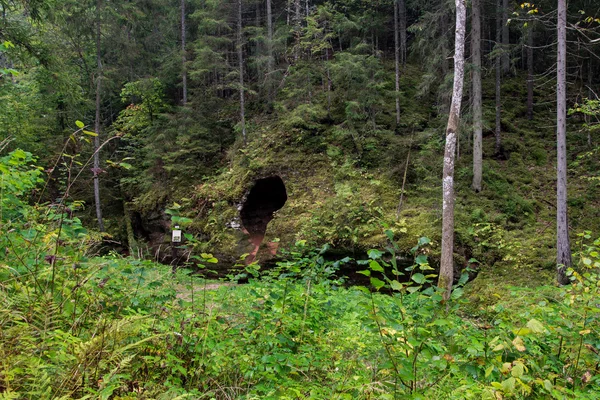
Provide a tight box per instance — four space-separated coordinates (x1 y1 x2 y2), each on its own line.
240 176 287 262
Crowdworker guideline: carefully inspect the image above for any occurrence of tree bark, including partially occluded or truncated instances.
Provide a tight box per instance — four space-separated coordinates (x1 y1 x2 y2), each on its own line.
439 0 467 301
501 0 509 74
472 0 483 192
399 0 407 65
94 0 104 232
526 26 534 120
494 0 502 156
181 0 187 105
294 0 301 61
267 0 273 102
238 0 247 146
394 0 401 126
556 0 571 284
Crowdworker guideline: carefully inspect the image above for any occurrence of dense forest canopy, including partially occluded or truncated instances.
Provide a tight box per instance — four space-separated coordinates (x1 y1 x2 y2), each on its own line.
1 0 600 398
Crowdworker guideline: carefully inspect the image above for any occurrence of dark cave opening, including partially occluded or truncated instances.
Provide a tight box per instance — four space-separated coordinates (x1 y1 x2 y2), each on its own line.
240 176 287 261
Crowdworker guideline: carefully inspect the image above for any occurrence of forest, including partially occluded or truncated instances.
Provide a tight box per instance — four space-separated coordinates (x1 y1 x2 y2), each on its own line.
1 0 600 398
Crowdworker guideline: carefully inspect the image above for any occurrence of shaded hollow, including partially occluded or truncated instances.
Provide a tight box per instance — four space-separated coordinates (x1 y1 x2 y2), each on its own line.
240 176 287 260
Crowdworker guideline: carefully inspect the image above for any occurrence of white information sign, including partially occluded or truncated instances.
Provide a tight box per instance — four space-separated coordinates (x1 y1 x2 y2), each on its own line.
172 226 182 243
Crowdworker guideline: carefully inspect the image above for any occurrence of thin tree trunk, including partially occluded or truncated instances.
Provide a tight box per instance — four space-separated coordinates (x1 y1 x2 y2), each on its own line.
394 0 401 126
267 0 273 102
526 26 534 120
439 0 467 301
587 58 593 147
501 0 509 74
556 0 571 284
94 0 104 232
238 0 246 146
294 0 301 61
494 0 502 156
399 0 407 65
181 0 187 105
396 143 411 219
472 0 482 192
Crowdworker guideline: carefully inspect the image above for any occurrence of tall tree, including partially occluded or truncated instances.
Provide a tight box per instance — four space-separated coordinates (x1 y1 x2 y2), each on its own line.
439 0 467 301
267 0 273 102
556 0 571 284
501 0 510 74
238 0 247 145
394 0 400 125
472 0 482 192
181 0 187 105
494 0 502 156
526 25 534 120
399 0 407 65
94 0 104 232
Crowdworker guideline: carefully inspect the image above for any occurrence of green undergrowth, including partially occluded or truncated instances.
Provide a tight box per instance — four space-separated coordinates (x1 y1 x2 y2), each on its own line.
1 150 599 398
1 214 599 398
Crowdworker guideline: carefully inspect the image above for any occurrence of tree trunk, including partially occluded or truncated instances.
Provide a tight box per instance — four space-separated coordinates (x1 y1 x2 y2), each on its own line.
294 0 301 61
587 58 593 147
394 0 401 126
494 0 502 156
267 0 273 102
94 0 104 232
238 0 247 146
526 26 534 120
501 0 509 74
556 0 571 284
472 0 482 192
399 0 407 65
181 0 187 105
439 0 467 301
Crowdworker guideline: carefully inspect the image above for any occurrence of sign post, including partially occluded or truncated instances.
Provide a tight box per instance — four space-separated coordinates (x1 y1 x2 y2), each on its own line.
172 225 181 273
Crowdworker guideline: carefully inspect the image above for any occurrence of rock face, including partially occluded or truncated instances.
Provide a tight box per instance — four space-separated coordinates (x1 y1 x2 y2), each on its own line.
240 176 287 262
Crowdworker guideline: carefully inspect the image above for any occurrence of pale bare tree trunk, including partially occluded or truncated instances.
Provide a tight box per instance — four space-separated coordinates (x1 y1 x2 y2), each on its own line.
472 0 482 192
181 0 187 105
526 27 534 120
494 0 502 156
439 0 467 301
501 0 509 74
399 0 407 65
94 0 104 232
394 0 401 126
556 0 571 284
238 0 247 146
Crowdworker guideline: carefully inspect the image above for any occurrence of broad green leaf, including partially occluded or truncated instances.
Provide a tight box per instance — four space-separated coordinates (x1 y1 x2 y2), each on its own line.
511 362 525 378
415 254 428 265
526 319 545 334
75 120 85 128
418 237 431 246
412 273 425 284
390 280 403 291
369 260 384 272
502 377 516 393
357 269 371 277
370 277 385 290
367 249 383 259
83 130 98 136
